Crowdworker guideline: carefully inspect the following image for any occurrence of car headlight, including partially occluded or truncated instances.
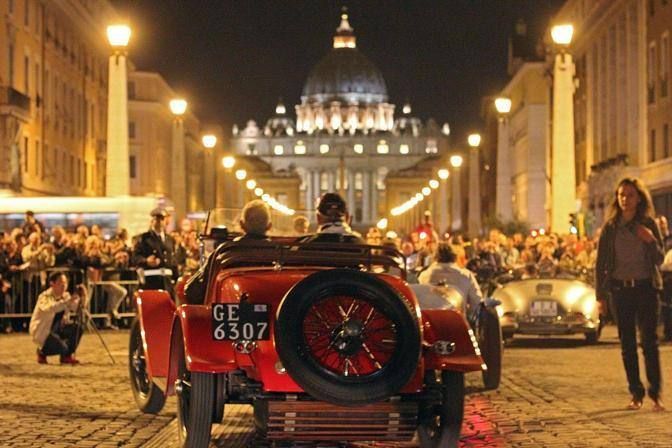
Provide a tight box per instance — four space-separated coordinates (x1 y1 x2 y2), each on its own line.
581 300 596 317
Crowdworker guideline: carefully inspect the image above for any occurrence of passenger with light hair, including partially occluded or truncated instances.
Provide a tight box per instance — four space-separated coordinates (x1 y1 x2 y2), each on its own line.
238 199 272 239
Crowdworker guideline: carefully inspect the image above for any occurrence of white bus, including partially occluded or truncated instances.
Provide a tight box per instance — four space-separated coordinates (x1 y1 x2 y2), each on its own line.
0 195 170 238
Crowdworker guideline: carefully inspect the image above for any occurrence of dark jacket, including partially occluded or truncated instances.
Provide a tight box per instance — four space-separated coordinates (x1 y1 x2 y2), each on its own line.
132 231 177 273
595 216 665 298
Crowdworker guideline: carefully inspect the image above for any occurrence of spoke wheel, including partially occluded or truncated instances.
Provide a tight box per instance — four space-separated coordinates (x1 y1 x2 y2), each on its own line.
276 269 421 406
176 357 214 448
128 319 165 413
303 295 398 377
417 370 464 448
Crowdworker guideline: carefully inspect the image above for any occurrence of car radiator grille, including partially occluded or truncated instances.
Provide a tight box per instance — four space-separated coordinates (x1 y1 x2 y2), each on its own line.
259 400 418 441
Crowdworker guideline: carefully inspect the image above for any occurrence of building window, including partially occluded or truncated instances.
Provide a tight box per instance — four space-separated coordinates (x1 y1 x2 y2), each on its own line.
42 143 47 179
320 172 328 191
24 0 29 26
128 121 136 139
24 55 29 94
376 140 389 154
651 128 657 162
319 144 329 154
353 143 364 154
34 140 39 177
273 144 284 155
399 144 409 154
128 81 136 99
377 167 388 190
664 124 670 159
648 42 657 104
8 44 14 87
130 155 136 179
649 0 656 16
294 141 306 155
8 0 13 14
661 33 669 98
355 172 363 190
23 136 29 173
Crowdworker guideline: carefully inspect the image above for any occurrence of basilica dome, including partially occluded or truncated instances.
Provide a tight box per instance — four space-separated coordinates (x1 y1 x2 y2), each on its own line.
301 48 388 105
295 11 395 134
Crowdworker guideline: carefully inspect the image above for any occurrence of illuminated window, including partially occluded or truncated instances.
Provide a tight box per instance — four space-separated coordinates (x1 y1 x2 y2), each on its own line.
320 144 330 154
294 141 306 154
353 144 364 154
320 172 328 191
274 144 284 155
377 140 389 154
399 144 409 154
425 139 438 154
377 167 388 190
355 172 363 190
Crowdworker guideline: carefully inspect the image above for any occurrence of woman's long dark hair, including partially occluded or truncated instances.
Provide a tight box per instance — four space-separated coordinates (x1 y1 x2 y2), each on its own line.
605 177 656 224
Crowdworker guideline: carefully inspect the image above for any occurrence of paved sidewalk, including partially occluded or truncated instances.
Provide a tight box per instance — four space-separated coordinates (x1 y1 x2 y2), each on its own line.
1 326 671 447
0 330 174 448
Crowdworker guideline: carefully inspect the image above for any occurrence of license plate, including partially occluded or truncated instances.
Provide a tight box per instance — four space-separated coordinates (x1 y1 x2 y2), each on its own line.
530 300 557 317
212 303 270 341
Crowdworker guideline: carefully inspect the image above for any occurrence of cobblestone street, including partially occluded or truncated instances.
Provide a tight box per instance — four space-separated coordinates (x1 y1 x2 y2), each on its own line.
1 326 671 447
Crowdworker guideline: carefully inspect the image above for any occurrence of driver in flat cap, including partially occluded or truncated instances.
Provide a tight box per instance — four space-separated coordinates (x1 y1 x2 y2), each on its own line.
132 208 178 291
299 193 364 244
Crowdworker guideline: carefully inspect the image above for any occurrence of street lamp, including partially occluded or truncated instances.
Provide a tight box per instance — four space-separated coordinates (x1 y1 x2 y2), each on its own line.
550 23 577 233
449 155 463 231
105 24 131 197
467 133 482 236
222 156 236 169
201 134 217 149
235 169 247 181
201 134 217 209
495 97 513 222
170 98 188 220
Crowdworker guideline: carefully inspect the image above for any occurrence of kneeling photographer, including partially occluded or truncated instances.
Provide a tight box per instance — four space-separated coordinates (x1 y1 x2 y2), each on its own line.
29 272 86 365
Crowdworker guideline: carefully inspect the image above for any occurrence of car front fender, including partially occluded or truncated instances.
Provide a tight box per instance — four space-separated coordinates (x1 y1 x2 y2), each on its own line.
135 289 175 379
421 309 484 372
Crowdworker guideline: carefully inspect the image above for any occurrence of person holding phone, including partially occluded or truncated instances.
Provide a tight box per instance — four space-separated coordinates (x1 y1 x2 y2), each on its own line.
595 177 665 411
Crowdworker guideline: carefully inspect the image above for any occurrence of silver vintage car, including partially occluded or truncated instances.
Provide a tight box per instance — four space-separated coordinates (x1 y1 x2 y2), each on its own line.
492 271 602 344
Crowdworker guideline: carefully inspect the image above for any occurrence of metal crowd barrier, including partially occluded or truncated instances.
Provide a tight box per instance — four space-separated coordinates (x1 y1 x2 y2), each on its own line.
0 266 141 326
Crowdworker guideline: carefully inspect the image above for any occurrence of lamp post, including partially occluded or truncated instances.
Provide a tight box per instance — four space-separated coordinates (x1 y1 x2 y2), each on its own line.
220 155 236 209
170 98 187 220
105 24 131 196
449 155 463 231
494 97 513 222
437 169 450 236
201 134 217 209
550 24 577 233
467 133 482 237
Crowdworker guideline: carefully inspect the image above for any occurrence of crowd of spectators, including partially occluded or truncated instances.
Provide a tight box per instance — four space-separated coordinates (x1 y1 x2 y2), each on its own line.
0 211 202 332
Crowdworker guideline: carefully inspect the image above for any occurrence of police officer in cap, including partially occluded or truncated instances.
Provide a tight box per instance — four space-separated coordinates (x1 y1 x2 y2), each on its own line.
132 208 178 291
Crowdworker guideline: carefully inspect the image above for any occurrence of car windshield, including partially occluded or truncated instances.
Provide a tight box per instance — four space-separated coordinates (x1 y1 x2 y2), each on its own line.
203 208 318 237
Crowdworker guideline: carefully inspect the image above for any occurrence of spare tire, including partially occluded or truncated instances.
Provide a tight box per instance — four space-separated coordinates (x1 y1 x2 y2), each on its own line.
275 269 421 406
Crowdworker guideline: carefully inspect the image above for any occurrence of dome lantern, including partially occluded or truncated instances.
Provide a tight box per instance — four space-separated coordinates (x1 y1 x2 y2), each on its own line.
333 7 356 49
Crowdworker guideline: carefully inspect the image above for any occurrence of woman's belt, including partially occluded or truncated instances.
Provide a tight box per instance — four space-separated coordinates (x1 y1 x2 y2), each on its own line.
612 278 651 288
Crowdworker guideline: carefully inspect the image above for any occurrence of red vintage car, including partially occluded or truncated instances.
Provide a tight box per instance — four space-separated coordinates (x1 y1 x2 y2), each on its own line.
128 224 487 448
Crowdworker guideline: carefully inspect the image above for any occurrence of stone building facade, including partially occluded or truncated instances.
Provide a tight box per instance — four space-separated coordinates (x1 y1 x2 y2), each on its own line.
0 0 116 196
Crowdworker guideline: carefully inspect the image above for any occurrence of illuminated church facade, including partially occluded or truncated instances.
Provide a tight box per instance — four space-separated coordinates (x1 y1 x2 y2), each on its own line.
230 11 451 226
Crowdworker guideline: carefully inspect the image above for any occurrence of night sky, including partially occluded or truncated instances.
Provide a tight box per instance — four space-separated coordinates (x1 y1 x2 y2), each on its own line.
110 0 565 140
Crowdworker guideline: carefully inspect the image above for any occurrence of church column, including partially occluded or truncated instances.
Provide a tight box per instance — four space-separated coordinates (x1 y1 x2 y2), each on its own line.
305 170 314 211
362 170 371 224
313 170 321 204
347 169 355 215
370 172 378 222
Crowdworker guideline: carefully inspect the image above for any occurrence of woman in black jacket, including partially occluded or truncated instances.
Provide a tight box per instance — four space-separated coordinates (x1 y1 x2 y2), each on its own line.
595 177 665 411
